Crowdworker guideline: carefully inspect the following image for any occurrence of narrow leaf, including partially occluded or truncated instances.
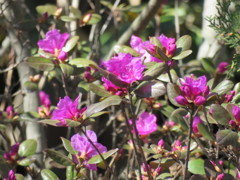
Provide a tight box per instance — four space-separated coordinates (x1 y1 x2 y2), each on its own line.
62 36 80 52
167 83 181 107
60 137 77 155
143 63 167 81
18 139 37 157
39 120 61 126
69 58 97 67
41 169 59 180
26 57 54 71
46 149 74 166
89 83 111 97
172 50 192 60
88 148 118 164
114 45 140 57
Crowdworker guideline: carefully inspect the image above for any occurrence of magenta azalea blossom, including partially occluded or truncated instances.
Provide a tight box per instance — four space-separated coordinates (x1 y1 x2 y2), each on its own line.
71 130 107 170
37 29 70 61
51 95 86 126
217 62 229 74
3 170 16 180
192 116 203 134
102 53 145 95
130 112 158 136
4 142 20 162
175 74 210 106
39 91 51 108
232 105 240 122
130 34 176 63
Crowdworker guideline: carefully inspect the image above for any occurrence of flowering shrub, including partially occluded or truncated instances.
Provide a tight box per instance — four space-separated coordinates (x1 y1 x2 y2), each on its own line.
1 1 240 180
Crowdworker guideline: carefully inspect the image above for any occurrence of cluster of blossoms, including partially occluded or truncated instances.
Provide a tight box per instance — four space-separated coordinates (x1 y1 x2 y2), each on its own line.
38 91 52 118
130 34 176 62
175 75 210 106
102 53 145 95
71 130 107 170
37 29 70 62
3 170 16 180
229 105 240 130
129 112 158 137
141 163 162 180
4 142 20 164
51 95 87 126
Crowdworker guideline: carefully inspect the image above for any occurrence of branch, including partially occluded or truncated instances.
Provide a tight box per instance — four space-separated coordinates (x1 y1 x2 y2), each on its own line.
106 0 163 59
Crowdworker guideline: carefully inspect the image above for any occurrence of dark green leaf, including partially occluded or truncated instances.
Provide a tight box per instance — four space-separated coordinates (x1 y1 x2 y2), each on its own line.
17 157 36 166
210 104 231 125
198 123 215 141
143 63 167 81
24 81 38 92
60 137 77 155
36 5 57 15
114 45 140 57
88 148 118 164
66 166 77 180
62 36 79 52
89 83 111 97
46 149 74 166
201 58 215 74
18 139 37 157
188 159 205 175
85 96 122 117
59 64 74 76
212 80 234 95
134 80 166 98
41 169 59 180
69 58 97 67
26 57 54 71
167 83 181 107
216 129 238 147
172 50 192 60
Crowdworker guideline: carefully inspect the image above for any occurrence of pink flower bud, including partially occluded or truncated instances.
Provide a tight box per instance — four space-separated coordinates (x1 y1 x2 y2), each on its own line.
58 51 68 61
229 120 237 128
192 116 203 134
175 96 189 106
217 62 229 74
157 139 165 148
216 173 224 180
232 105 240 122
194 96 206 106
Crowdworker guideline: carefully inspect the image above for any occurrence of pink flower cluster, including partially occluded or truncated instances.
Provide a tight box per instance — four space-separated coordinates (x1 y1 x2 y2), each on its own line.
102 53 145 95
51 95 87 126
130 34 176 62
71 130 107 170
3 170 16 180
4 142 20 163
130 112 158 136
229 105 240 129
38 29 69 61
175 75 210 106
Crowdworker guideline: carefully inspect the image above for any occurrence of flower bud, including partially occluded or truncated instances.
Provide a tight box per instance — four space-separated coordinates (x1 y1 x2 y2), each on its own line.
175 96 188 106
194 96 206 106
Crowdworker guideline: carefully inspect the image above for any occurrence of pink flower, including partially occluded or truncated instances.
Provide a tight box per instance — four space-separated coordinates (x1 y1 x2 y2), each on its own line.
71 130 107 170
192 116 203 134
232 105 240 122
39 91 51 108
224 90 235 103
51 95 86 126
37 29 70 61
130 34 176 63
102 53 145 95
3 170 16 180
175 75 210 106
216 173 224 180
6 106 17 119
217 62 229 74
4 143 20 163
129 112 158 136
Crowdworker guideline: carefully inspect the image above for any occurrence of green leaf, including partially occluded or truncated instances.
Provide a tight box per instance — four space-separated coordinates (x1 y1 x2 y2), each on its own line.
60 137 77 155
39 119 61 126
167 83 181 107
69 6 81 18
156 47 171 61
26 57 55 71
89 83 111 97
18 139 37 157
78 81 90 92
198 123 215 141
201 58 215 74
46 149 74 166
113 45 140 57
69 58 97 67
65 119 81 127
158 69 178 83
188 159 205 175
210 104 231 125
88 148 118 164
176 35 192 51
24 81 38 92
15 174 24 180
36 5 57 15
66 166 77 180
134 80 166 98
60 16 77 22
85 96 122 117
87 13 102 24
90 111 109 118
41 169 59 180
212 80 234 95
150 37 162 49
17 157 36 166
143 62 167 81
172 50 192 60
216 129 238 147
59 64 74 76
62 36 80 52
170 108 188 131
